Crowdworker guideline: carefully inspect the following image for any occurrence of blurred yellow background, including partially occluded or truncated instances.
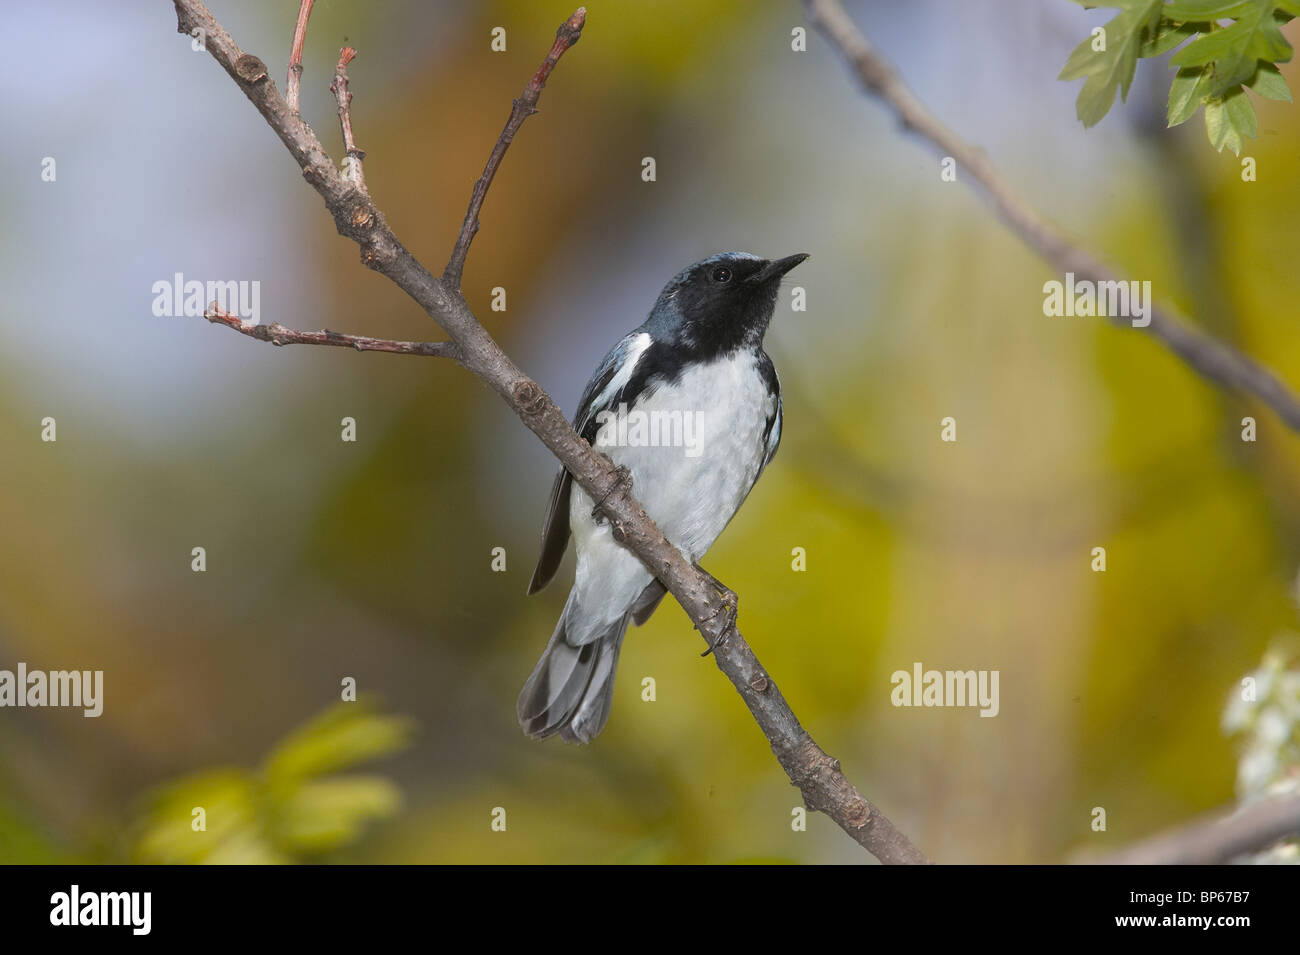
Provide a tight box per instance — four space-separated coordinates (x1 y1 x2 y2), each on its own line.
1 0 1298 863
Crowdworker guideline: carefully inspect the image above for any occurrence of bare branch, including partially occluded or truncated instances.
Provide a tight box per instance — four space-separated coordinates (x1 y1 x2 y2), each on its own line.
442 7 587 290
1096 793 1300 865
171 0 928 864
285 0 315 114
204 305 460 361
804 0 1300 436
330 46 366 191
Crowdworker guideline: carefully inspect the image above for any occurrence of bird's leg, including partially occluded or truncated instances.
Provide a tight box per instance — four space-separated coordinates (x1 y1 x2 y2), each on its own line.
693 562 738 657
591 462 632 523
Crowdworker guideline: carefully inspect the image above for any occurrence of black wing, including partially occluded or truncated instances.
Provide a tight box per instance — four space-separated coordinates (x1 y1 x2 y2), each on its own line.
526 332 650 595
526 468 574 595
756 350 783 479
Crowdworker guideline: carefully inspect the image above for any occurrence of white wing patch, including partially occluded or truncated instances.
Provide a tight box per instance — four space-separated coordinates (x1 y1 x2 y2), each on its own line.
578 332 651 435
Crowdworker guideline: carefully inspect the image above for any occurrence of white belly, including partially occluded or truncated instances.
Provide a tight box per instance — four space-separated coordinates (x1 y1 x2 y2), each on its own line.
564 351 775 643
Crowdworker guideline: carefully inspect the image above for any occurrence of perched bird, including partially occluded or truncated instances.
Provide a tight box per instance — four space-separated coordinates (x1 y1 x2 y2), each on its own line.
518 251 808 743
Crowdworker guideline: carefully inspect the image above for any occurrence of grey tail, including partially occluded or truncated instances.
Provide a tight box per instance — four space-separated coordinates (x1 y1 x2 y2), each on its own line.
517 594 630 744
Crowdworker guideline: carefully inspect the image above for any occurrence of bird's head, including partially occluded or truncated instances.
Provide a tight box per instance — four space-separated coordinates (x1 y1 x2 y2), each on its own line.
648 251 809 356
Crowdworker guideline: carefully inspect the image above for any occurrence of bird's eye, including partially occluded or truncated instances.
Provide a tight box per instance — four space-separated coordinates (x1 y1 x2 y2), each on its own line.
711 267 732 283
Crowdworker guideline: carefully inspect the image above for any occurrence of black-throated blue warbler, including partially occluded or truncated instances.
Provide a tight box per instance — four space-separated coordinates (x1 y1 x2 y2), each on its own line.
518 251 808 742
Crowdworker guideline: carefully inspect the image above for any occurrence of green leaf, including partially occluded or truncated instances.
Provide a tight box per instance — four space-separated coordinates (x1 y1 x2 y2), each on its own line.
1276 0 1300 16
1203 98 1234 151
1060 33 1111 82
1171 0 1294 97
1058 0 1166 126
1142 18 1205 56
134 770 262 864
1245 60 1293 99
1225 84 1260 134
275 776 403 853
263 702 413 787
1204 86 1258 153
132 702 413 864
1163 0 1256 17
1167 65 1216 124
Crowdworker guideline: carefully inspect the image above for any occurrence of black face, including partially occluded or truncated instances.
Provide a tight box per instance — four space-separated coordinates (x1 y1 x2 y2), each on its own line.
653 252 809 359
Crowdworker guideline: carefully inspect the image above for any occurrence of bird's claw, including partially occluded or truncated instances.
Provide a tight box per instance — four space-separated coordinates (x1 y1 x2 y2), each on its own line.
591 463 632 523
699 593 738 657
693 563 738 657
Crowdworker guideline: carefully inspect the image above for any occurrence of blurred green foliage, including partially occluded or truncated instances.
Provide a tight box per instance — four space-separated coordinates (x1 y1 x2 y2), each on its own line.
132 703 411 864
2 0 1299 865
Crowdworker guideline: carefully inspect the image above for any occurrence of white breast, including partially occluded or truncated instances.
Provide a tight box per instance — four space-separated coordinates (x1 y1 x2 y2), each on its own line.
564 350 775 642
614 351 774 556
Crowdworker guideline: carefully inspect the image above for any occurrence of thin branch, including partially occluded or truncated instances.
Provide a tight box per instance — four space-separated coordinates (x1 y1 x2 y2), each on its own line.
330 46 366 191
804 0 1300 437
442 6 587 290
171 0 927 864
1095 792 1300 865
204 305 461 361
285 0 314 114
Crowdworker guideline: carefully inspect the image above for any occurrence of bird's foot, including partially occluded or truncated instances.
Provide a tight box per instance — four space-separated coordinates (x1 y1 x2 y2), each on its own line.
693 562 738 657
591 463 633 523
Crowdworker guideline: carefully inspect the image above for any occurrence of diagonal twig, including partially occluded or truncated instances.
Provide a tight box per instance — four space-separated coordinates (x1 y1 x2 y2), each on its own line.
1094 792 1300 865
442 7 587 290
804 0 1300 436
170 0 927 864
